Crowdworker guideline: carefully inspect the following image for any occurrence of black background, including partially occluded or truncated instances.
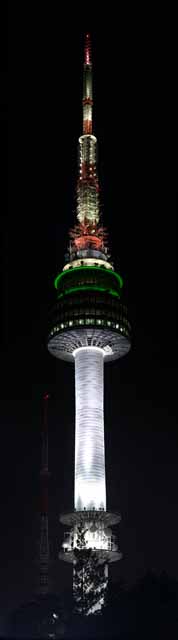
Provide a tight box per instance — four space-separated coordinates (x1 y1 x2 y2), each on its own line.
0 3 177 619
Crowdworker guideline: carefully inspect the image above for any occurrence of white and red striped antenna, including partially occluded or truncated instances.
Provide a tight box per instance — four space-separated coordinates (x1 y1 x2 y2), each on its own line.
83 33 93 135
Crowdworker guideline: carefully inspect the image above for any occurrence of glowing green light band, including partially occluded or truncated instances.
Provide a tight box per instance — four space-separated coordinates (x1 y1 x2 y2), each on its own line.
54 265 123 290
57 285 120 300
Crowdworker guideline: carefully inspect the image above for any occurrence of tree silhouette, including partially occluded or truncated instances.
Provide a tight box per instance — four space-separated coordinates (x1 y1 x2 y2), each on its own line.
73 521 107 616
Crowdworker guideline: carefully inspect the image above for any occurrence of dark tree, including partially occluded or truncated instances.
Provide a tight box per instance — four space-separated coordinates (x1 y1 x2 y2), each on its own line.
73 522 107 616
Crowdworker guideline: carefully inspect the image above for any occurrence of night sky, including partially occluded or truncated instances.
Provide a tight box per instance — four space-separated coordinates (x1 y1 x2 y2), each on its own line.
0 8 177 619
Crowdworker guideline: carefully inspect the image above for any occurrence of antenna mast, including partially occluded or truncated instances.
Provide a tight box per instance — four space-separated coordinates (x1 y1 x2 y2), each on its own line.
39 393 50 595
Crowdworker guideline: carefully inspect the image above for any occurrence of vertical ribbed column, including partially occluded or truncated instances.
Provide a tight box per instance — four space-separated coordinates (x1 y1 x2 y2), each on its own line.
74 346 106 511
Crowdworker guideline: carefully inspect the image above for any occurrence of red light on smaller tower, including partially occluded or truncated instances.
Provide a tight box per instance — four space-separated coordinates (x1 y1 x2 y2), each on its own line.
43 392 50 401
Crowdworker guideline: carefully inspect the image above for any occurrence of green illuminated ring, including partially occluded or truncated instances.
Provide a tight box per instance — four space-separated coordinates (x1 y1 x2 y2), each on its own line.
57 285 120 300
54 265 123 290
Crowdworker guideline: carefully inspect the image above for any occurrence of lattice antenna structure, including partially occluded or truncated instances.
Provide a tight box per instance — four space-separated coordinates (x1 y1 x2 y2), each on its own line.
39 393 50 596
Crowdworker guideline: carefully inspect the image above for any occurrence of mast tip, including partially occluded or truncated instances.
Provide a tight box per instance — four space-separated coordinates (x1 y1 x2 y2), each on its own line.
43 392 50 401
84 33 91 65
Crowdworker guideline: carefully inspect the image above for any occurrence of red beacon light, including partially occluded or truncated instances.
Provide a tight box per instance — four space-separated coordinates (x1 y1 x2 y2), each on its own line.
43 393 50 401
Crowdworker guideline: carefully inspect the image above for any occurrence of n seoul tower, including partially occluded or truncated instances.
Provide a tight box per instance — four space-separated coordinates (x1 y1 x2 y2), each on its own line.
47 34 131 606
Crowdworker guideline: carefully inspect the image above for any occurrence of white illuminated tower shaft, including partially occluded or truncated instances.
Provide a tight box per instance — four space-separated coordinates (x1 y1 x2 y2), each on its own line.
74 347 106 512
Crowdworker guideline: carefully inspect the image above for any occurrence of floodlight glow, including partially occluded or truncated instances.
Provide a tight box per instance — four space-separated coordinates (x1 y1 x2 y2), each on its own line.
63 258 113 271
73 526 111 552
74 347 106 511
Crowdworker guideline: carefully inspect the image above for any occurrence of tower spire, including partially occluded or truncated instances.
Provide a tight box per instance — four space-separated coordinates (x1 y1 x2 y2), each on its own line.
84 32 91 65
67 32 109 260
83 33 93 135
39 393 50 595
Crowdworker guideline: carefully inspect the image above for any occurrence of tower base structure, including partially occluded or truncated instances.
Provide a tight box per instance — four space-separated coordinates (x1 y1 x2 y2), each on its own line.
59 345 122 611
60 508 122 563
59 509 122 613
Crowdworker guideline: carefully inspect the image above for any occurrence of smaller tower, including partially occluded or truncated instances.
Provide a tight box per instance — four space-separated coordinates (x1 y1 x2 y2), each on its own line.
39 393 50 595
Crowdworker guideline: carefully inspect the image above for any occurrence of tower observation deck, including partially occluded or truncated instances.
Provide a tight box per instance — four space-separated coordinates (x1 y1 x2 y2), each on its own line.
47 34 131 611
